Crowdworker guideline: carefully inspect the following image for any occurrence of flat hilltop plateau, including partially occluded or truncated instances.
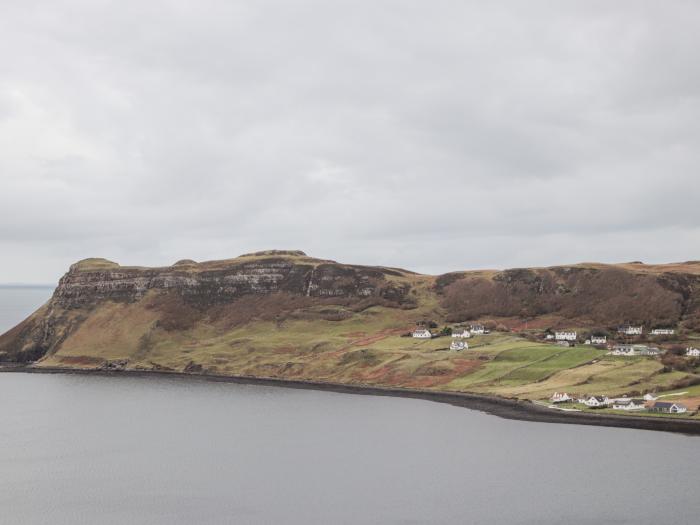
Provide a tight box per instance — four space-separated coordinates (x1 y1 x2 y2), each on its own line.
2 250 700 423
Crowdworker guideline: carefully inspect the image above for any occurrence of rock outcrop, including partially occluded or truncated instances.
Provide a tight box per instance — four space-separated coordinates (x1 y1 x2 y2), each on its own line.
0 252 415 362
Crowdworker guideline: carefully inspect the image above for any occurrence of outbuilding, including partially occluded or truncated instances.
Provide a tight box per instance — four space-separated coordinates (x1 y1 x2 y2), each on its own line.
647 401 688 414
450 340 467 351
452 329 471 339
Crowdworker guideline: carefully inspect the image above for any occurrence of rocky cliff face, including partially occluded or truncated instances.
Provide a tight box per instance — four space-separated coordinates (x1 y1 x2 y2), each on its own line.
0 251 415 362
54 257 410 308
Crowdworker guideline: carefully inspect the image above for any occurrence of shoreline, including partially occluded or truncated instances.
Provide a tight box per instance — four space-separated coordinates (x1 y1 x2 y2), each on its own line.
2 365 700 436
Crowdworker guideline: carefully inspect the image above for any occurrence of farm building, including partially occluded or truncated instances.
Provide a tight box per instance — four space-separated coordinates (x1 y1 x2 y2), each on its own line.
647 402 688 414
452 329 471 339
412 329 432 339
450 340 467 351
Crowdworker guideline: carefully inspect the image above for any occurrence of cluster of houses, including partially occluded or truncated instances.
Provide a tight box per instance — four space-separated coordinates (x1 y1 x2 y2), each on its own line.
546 331 608 346
614 325 676 336
543 323 685 355
551 392 689 414
411 323 490 351
610 344 661 357
547 325 676 345
615 325 675 336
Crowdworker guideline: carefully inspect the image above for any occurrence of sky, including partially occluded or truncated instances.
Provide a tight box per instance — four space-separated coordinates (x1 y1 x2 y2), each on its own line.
1 0 699 283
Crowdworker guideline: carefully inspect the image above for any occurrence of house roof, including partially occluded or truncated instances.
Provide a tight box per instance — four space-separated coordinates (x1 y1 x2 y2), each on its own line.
613 398 644 405
651 401 686 409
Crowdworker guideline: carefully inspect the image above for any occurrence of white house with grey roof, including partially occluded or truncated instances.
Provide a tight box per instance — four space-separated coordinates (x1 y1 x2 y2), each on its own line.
648 401 688 414
584 395 610 407
618 325 643 335
555 331 577 341
650 327 675 335
612 398 646 411
470 324 485 334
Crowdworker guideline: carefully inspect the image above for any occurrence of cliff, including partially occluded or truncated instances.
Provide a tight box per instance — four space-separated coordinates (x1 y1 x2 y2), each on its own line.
0 251 417 363
2 253 700 379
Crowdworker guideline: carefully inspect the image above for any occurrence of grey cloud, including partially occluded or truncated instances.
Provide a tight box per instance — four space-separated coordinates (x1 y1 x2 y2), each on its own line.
1 0 699 283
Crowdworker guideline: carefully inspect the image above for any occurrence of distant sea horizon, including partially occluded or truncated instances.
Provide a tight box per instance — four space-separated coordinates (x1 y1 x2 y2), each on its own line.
0 286 55 333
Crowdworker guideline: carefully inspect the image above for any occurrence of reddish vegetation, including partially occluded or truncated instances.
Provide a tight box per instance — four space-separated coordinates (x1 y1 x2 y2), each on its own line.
350 357 481 389
346 327 412 347
678 396 700 411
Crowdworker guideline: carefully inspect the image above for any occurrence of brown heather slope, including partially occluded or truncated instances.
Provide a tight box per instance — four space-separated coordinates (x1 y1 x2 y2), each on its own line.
2 252 700 377
438 262 700 330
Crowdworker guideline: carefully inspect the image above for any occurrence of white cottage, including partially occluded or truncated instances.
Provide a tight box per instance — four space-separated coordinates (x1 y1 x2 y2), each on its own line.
450 340 467 351
551 392 574 403
555 331 577 341
651 328 675 335
470 324 485 335
590 335 607 345
584 395 610 408
452 329 471 339
412 329 432 339
687 347 700 357
618 325 643 336
612 398 646 411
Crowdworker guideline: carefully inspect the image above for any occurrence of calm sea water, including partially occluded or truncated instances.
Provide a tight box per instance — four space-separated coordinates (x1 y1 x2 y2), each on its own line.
1 288 699 524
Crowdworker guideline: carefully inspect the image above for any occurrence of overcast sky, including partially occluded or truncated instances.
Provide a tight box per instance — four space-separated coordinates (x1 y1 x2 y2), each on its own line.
1 1 699 283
